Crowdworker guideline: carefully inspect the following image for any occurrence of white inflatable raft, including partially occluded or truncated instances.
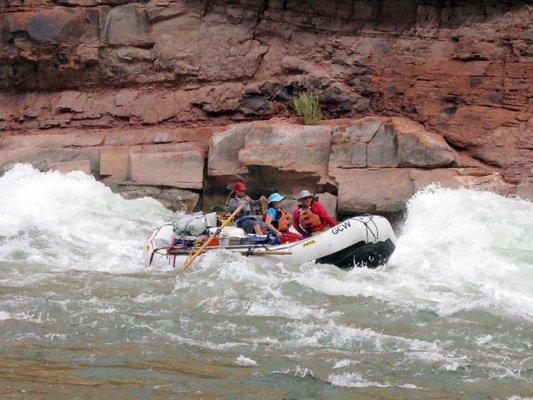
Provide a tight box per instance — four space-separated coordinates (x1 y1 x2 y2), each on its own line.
143 215 396 270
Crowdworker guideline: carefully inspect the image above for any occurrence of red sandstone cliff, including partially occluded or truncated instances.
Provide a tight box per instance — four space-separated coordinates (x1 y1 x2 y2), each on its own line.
0 0 531 210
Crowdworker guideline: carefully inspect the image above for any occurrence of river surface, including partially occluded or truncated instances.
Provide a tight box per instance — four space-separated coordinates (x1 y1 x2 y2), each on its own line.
0 164 532 399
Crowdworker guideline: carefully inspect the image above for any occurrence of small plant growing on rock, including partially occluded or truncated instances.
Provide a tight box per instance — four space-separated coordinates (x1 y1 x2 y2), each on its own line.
293 91 321 125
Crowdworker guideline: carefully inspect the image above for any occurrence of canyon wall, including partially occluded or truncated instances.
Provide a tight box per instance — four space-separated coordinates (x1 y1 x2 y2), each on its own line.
0 0 531 211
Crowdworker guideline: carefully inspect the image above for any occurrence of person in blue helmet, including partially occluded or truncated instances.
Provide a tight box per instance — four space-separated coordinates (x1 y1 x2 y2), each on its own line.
263 193 302 243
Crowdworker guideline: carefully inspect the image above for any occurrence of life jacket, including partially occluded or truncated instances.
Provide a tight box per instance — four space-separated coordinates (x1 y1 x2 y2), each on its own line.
299 205 323 232
263 208 292 232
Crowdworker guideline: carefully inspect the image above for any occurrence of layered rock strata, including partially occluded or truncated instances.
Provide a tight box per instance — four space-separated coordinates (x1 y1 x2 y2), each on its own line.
0 0 531 209
0 118 518 212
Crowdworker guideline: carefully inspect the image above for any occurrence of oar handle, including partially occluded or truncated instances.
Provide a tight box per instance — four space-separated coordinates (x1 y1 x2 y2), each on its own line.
182 202 246 269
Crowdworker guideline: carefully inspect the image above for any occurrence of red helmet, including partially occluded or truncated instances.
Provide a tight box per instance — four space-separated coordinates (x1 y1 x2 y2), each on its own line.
234 182 247 191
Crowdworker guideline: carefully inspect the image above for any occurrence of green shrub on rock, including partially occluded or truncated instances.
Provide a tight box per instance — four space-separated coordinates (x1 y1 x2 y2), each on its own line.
293 91 322 125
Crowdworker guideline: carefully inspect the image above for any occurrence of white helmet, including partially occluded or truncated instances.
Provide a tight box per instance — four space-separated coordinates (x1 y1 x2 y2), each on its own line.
297 189 314 200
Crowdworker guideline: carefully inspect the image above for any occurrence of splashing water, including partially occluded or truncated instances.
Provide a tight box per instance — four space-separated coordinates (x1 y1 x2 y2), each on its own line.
0 165 532 399
0 164 173 272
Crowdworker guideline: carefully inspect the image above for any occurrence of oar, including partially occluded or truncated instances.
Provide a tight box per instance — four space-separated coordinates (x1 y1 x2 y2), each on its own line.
182 202 245 269
171 248 292 256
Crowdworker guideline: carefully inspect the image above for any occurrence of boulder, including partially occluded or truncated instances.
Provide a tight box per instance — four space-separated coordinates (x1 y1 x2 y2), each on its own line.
153 19 268 81
192 84 244 114
316 192 338 221
516 179 533 202
0 148 39 173
409 168 461 190
238 124 332 175
454 173 515 196
129 150 204 189
394 117 455 167
329 118 382 168
239 146 330 174
145 0 188 22
329 117 454 174
336 169 415 213
0 147 99 175
4 8 88 44
367 123 398 167
100 141 206 183
100 145 142 182
49 159 92 175
196 25 269 81
208 124 250 176
115 183 199 211
410 168 515 195
105 4 152 46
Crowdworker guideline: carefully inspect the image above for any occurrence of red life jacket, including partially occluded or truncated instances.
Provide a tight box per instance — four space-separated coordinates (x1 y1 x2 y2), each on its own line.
299 204 324 233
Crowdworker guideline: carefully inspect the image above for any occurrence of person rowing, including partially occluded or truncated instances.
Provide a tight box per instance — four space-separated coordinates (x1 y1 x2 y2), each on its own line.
228 182 268 234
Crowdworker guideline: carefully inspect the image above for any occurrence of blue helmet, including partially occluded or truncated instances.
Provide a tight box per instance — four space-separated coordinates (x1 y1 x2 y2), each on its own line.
268 193 285 203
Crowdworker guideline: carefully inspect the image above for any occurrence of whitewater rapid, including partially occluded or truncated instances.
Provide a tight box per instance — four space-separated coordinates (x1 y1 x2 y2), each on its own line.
0 164 532 398
0 164 173 273
1 164 531 318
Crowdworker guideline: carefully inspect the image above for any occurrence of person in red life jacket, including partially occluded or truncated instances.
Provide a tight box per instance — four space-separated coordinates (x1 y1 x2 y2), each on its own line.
292 189 337 237
228 182 268 234
263 193 302 243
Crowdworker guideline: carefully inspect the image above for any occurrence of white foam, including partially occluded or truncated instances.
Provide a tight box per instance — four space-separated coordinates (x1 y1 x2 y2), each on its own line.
0 311 12 320
333 359 356 369
297 186 533 319
328 372 388 388
1 165 532 322
0 164 173 273
235 355 258 366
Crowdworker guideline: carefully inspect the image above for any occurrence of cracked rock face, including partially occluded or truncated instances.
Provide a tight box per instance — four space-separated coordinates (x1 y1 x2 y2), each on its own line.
0 0 531 210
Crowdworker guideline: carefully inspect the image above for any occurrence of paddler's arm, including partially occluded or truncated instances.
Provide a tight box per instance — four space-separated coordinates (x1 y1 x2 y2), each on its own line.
245 195 267 206
229 197 241 213
264 210 282 238
315 202 337 227
292 207 307 237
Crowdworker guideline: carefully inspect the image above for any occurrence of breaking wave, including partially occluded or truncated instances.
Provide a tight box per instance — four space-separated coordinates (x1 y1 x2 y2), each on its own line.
0 163 173 273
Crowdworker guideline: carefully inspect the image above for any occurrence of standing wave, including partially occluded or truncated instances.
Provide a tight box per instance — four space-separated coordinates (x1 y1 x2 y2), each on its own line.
296 186 533 319
0 164 173 272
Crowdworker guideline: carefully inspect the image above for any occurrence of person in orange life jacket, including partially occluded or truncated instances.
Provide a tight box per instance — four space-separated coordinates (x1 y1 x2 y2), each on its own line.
263 193 302 243
292 189 337 237
229 182 268 234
